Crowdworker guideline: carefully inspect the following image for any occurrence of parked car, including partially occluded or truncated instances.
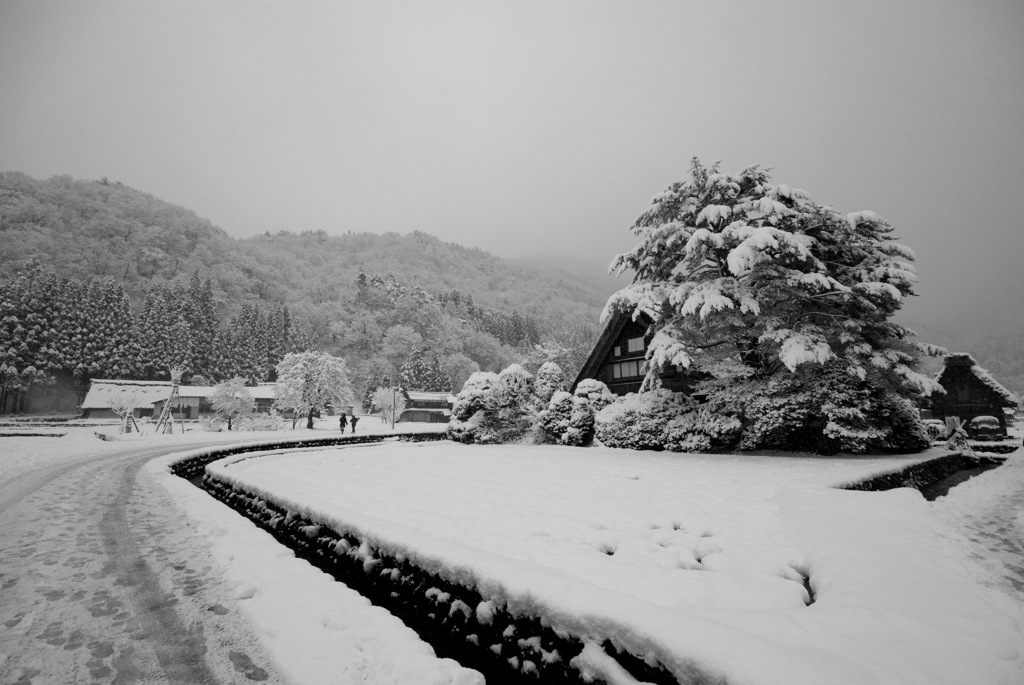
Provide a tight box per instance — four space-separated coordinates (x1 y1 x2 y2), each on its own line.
967 415 1002 441
922 419 947 440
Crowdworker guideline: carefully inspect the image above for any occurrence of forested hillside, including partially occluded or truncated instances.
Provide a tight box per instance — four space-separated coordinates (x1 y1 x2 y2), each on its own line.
3 171 1018 412
0 172 613 412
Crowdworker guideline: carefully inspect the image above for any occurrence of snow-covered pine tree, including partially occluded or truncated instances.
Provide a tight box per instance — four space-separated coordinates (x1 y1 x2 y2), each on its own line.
137 285 193 379
398 349 431 390
84 278 138 380
209 326 239 382
424 354 453 393
185 272 217 380
265 305 292 381
604 158 941 453
0 262 58 411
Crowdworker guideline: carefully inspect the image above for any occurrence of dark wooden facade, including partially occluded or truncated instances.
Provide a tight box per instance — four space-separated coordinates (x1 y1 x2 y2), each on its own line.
931 354 1018 435
571 311 694 396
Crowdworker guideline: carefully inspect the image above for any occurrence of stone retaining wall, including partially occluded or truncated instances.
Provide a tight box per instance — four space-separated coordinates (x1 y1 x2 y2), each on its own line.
169 431 447 480
175 435 685 685
842 452 1006 493
200 475 683 685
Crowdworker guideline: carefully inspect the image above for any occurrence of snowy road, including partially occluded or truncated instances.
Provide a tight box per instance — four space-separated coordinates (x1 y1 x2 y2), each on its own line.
0 440 289 684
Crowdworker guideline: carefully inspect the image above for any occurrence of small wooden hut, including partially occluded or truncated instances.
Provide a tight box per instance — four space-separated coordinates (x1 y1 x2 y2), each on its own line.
931 353 1019 435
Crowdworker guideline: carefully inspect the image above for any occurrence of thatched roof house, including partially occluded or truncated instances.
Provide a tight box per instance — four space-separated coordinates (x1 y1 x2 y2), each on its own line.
571 311 698 396
81 379 277 419
931 353 1019 434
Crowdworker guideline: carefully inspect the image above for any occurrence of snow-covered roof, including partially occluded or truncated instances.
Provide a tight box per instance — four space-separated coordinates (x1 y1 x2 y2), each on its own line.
405 391 455 404
937 353 1019 406
82 379 278 408
177 385 277 401
81 380 174 409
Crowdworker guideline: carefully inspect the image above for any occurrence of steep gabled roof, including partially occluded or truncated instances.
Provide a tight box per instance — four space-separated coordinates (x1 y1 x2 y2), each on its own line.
571 310 651 391
936 353 1019 407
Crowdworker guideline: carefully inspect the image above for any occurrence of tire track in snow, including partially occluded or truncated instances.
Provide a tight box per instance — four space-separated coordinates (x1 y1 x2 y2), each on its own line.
98 452 219 684
0 441 286 684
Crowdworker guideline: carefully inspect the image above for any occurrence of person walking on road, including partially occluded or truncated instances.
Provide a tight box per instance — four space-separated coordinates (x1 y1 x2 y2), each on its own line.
339 414 348 433
350 415 359 434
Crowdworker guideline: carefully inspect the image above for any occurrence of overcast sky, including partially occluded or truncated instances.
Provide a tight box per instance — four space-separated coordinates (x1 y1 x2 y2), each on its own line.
2 0 1022 332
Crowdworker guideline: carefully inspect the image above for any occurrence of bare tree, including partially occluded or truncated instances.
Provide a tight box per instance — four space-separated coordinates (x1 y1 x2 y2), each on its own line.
106 393 139 434
373 386 407 427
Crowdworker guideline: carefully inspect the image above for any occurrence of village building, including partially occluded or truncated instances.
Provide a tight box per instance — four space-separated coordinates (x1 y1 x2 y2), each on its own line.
399 391 455 423
571 311 694 396
81 379 278 419
930 353 1018 435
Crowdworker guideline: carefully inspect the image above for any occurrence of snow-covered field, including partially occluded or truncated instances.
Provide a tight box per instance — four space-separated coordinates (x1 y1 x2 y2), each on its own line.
201 439 1024 685
3 423 1023 684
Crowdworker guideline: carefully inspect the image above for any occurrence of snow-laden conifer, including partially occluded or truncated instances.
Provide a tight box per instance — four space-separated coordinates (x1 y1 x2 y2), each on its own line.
604 158 941 453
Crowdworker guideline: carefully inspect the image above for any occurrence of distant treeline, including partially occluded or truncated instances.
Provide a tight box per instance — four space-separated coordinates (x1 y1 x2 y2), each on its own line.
0 263 306 412
0 171 605 413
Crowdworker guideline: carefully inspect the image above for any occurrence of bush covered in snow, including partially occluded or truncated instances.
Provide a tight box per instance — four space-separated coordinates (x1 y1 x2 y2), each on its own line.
594 390 692 451
447 366 538 444
573 378 616 412
592 360 930 455
534 361 567 405
539 390 596 446
237 409 284 432
539 391 573 442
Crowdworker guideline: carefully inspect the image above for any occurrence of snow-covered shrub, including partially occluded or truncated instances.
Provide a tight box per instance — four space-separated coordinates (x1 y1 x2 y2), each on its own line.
539 391 596 446
663 405 742 453
685 365 931 455
566 395 596 446
496 364 534 402
534 361 567 405
238 410 284 432
539 391 573 443
446 366 537 444
594 389 690 450
573 378 615 411
199 415 225 432
447 372 499 443
450 372 499 422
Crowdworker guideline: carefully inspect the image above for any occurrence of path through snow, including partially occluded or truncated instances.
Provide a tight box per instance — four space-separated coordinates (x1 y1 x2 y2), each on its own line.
932 436 1024 605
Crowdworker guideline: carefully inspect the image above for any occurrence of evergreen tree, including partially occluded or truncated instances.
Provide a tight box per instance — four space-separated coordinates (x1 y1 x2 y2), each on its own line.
209 326 240 381
137 285 193 379
185 272 217 379
399 349 431 390
90 278 139 379
424 354 453 393
0 262 58 411
605 158 940 453
265 304 292 381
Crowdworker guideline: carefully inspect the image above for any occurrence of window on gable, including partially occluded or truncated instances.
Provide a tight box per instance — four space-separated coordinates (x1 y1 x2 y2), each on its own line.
627 336 644 353
613 345 621 357
611 360 646 380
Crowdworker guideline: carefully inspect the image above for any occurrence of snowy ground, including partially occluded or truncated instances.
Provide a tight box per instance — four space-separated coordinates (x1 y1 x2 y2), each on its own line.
3 423 1023 684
